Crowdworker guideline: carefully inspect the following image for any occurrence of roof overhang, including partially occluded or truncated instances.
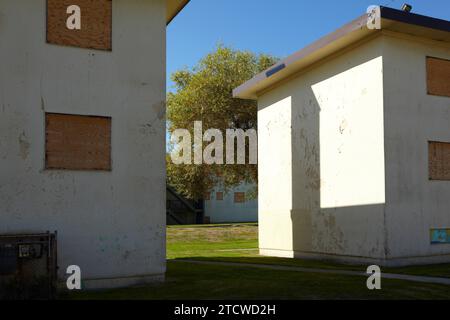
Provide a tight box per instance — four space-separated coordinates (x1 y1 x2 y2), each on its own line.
167 0 190 25
233 6 450 100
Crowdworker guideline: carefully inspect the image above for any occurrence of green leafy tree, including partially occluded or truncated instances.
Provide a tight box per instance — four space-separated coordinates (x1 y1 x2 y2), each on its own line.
167 45 278 200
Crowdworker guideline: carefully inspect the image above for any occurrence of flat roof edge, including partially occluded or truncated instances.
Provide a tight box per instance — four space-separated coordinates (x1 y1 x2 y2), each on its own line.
234 6 450 100
380 6 450 33
167 0 190 25
233 14 370 100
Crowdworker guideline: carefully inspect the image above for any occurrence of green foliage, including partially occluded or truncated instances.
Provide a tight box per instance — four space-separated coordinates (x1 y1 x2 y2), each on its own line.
167 45 278 199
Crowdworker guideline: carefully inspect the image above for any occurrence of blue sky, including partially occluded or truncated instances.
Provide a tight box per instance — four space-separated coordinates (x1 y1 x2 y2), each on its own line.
167 0 450 91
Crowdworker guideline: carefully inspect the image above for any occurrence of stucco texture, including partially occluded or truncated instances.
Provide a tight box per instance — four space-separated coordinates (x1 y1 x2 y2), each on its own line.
0 0 167 287
257 33 450 266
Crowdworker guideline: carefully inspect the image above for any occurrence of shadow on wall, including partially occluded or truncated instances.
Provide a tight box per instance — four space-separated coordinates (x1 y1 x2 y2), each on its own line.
259 41 387 262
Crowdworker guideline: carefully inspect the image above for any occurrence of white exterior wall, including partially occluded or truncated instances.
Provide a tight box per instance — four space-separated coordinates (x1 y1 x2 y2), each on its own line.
258 37 388 262
258 96 294 254
258 32 450 266
204 183 258 223
383 33 450 265
0 0 167 288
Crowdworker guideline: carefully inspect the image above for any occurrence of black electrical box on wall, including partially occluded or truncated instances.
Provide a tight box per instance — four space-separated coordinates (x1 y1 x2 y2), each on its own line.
0 232 58 300
0 244 17 274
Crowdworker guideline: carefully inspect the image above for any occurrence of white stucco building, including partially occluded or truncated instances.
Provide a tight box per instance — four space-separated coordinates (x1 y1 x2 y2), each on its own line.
0 0 189 289
234 7 450 266
204 182 258 224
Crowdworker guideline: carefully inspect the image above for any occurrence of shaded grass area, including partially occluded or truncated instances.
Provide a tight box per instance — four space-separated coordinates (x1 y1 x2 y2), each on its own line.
168 224 450 278
71 261 450 300
69 224 450 300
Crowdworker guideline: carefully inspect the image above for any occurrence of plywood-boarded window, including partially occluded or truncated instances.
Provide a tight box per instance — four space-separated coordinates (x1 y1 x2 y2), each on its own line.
204 192 211 201
234 192 246 203
45 113 111 171
216 192 224 201
427 57 450 97
47 0 112 51
429 141 450 180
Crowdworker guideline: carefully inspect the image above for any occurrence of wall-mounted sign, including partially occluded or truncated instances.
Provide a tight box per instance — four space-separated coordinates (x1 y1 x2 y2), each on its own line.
47 0 112 51
431 229 450 244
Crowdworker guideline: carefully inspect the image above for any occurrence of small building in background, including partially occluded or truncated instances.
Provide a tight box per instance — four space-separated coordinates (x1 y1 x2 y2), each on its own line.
204 183 258 224
234 7 450 266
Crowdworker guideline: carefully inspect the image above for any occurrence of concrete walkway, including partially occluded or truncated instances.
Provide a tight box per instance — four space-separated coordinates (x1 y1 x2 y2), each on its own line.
173 259 450 286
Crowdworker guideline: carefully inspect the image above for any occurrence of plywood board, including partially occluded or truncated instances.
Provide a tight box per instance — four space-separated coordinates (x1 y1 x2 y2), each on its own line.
427 57 450 97
47 0 112 51
234 192 245 203
45 113 112 171
429 141 450 180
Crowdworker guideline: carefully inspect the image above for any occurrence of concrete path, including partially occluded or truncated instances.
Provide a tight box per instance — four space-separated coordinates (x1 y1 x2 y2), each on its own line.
173 259 450 286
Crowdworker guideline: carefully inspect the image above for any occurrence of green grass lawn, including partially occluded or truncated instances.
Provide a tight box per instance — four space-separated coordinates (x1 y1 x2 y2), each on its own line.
168 223 450 278
73 261 450 300
167 223 259 260
69 223 450 300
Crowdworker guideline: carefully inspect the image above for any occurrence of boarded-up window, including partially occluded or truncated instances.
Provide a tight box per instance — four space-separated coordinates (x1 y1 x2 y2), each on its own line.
234 192 245 203
427 57 450 97
429 141 450 180
216 192 224 201
45 113 111 171
47 0 112 51
204 193 211 201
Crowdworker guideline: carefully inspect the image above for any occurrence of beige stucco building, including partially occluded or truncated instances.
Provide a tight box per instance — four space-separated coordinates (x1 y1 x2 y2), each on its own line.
234 7 450 266
0 0 189 289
